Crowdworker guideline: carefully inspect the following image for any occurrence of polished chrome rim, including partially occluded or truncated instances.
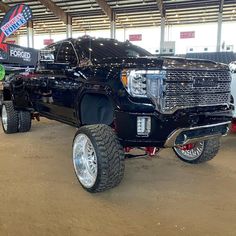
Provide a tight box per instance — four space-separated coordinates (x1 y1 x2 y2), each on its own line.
174 142 204 161
1 105 8 131
73 133 97 188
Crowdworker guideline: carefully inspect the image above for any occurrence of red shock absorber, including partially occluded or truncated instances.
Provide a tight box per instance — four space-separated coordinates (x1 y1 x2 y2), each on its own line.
124 147 133 153
231 119 236 133
145 147 156 156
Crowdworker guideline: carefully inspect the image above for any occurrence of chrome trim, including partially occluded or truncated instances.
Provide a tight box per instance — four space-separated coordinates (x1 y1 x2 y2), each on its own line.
160 103 230 114
164 121 231 148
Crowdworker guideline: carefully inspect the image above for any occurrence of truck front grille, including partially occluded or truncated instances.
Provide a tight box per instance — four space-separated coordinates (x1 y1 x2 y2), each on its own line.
162 70 231 113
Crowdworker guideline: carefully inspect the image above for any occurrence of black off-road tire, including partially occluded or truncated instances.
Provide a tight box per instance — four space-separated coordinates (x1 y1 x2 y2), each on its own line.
18 111 31 132
73 124 125 193
1 101 18 134
173 138 220 164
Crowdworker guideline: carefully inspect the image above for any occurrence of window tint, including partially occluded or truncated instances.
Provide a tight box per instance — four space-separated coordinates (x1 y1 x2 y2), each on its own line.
56 42 77 66
46 43 60 60
74 39 152 62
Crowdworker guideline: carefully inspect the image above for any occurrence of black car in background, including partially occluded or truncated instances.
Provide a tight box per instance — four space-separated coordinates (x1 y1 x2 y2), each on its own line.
1 36 232 192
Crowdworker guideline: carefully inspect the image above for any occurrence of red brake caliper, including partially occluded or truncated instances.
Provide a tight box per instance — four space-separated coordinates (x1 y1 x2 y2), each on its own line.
179 143 195 151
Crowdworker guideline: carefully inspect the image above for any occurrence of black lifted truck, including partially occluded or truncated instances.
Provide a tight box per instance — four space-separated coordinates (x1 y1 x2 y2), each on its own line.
1 36 233 193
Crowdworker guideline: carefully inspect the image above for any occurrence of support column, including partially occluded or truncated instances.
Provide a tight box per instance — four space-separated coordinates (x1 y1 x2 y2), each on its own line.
123 27 126 41
66 15 72 38
216 12 222 52
110 11 116 39
217 0 224 52
160 17 165 54
27 20 34 48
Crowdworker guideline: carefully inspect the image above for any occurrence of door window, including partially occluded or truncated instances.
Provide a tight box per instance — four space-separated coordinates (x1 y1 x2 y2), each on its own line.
46 43 60 60
56 42 78 66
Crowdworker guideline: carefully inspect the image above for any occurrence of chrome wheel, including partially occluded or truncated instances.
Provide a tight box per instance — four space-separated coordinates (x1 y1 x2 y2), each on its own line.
2 105 8 131
174 142 205 161
73 133 97 188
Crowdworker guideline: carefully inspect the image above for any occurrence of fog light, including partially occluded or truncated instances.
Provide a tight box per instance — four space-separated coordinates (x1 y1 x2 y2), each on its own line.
137 116 151 136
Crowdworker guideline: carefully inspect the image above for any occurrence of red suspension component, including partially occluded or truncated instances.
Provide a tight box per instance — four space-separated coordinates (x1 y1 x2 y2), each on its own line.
231 119 236 133
178 143 195 151
145 147 156 156
124 147 133 153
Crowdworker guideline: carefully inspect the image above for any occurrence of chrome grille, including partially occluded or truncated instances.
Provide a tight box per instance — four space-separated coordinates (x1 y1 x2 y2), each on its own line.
162 70 231 113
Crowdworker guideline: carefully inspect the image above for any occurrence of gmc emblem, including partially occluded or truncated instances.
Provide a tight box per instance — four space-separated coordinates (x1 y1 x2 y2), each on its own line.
193 77 218 87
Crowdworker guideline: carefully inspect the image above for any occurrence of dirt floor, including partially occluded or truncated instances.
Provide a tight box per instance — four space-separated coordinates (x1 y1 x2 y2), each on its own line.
0 118 236 236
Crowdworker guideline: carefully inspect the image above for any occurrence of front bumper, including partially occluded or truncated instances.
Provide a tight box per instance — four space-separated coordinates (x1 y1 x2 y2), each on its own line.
164 122 230 147
115 107 232 147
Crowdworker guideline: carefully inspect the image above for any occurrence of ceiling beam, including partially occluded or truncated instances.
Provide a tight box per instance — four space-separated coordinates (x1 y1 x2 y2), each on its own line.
38 0 71 24
95 0 126 28
156 0 165 17
95 0 112 20
0 1 10 13
38 0 85 30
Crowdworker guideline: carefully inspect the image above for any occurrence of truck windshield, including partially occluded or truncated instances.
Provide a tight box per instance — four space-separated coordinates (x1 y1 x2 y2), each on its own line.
74 38 152 61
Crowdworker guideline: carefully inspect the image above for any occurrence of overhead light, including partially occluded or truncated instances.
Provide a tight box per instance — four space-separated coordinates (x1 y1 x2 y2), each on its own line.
232 9 235 13
126 17 129 21
175 14 178 17
45 9 48 13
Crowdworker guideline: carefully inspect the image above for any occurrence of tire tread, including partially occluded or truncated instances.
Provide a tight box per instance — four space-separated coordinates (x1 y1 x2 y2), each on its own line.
1 101 18 134
73 124 125 193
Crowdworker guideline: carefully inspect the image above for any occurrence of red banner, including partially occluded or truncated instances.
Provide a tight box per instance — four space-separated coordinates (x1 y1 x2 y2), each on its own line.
129 34 142 41
180 31 195 39
5 40 16 44
44 39 54 46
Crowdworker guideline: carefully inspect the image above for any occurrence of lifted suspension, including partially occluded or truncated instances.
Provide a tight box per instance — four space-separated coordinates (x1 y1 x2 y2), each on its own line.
124 147 160 159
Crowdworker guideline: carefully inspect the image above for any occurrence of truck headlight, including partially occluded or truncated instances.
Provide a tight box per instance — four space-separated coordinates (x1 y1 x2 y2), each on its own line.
121 69 165 102
122 70 147 97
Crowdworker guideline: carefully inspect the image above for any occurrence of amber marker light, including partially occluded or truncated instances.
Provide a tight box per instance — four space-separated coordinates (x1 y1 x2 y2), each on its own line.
121 69 128 87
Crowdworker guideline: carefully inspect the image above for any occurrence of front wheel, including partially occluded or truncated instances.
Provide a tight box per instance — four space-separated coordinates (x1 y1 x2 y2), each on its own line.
72 124 125 193
173 138 220 164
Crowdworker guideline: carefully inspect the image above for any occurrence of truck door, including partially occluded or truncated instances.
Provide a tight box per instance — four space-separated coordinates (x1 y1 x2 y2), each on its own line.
46 41 82 123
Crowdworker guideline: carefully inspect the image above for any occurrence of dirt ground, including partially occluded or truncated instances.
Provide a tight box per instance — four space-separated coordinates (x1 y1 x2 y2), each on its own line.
0 118 236 236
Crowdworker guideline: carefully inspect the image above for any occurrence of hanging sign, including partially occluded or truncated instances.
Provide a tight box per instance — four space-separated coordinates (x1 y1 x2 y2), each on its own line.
129 34 142 41
44 39 54 46
0 4 35 66
180 31 195 39
0 4 32 44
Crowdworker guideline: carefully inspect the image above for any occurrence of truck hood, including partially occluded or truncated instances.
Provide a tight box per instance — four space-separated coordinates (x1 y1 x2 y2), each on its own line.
93 56 229 71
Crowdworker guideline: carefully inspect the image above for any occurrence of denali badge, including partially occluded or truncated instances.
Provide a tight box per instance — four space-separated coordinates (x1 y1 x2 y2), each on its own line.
193 77 218 87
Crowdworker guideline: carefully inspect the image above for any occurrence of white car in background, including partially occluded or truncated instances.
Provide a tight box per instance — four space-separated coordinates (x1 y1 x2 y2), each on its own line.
229 61 236 73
